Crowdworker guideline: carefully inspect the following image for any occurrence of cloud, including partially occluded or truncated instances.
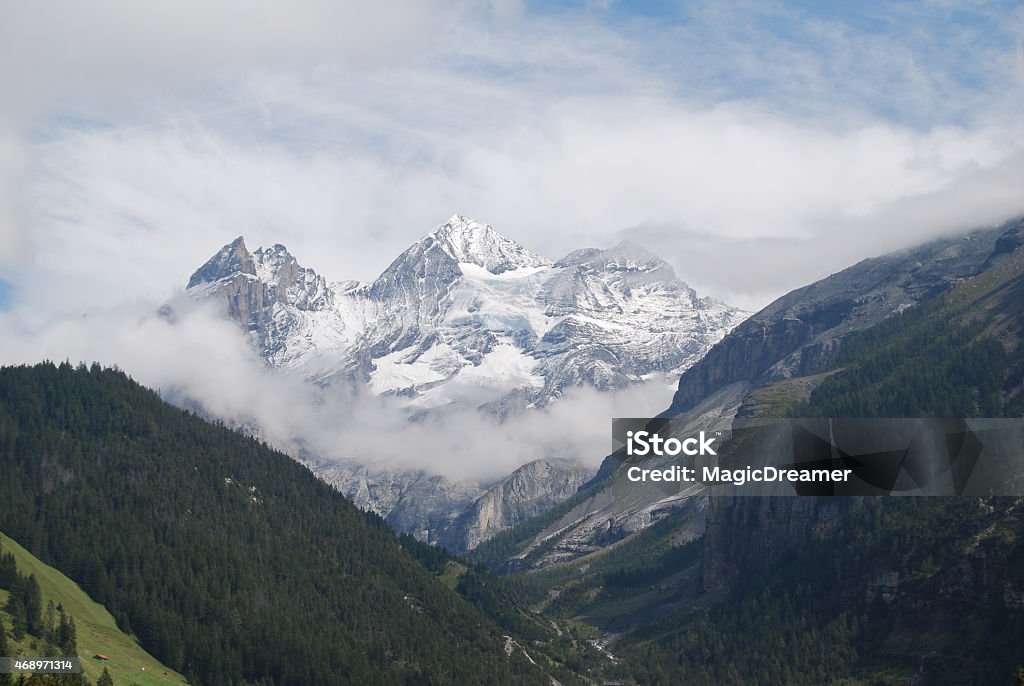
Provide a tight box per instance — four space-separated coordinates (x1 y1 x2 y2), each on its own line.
0 132 30 268
0 0 450 275
0 0 442 114
21 91 1024 318
5 0 1020 317
0 300 308 439
2 0 1023 481
0 299 670 481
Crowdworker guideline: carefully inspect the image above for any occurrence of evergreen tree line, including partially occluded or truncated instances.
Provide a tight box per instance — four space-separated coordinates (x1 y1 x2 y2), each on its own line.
0 362 550 686
1 548 78 658
0 552 42 642
793 288 1023 418
0 545 88 686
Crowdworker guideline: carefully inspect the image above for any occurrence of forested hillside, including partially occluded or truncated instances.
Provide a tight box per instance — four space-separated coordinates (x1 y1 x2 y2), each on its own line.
0 363 550 686
611 498 1024 685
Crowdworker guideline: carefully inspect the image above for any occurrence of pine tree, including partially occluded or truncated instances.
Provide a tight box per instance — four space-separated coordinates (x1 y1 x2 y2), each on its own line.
56 613 77 657
23 576 42 637
6 595 25 642
97 667 114 686
0 550 16 589
43 601 56 647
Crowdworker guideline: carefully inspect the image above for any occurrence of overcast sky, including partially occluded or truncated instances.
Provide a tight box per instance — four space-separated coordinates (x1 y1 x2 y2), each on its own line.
0 1 1022 478
1 1 1022 320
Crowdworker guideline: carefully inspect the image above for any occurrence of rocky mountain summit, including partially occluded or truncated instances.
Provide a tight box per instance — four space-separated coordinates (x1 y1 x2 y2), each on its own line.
181 215 747 549
187 215 746 408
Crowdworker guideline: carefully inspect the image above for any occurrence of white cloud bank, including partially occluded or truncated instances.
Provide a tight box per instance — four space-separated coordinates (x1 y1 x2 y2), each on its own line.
22 97 1024 316
0 0 446 276
0 301 669 481
4 1 1021 315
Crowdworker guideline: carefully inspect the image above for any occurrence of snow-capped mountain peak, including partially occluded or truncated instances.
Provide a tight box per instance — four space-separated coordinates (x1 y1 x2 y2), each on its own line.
252 244 295 282
181 215 751 547
185 216 749 405
187 236 253 288
602 239 670 271
251 244 331 312
429 215 551 275
556 239 671 275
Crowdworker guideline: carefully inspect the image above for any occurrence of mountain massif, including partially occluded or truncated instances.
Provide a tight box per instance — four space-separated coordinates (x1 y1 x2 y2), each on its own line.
185 215 744 409
178 215 747 550
477 217 1024 570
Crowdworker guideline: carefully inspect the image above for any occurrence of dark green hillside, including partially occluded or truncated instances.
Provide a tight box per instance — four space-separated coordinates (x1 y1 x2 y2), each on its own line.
612 497 1024 685
0 362 548 686
793 261 1024 418
600 253 1024 685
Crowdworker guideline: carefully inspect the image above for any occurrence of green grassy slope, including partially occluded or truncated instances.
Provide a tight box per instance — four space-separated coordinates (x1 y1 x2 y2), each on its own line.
1 532 187 686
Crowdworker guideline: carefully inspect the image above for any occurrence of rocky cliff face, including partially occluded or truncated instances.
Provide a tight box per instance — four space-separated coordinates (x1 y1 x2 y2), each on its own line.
309 457 592 552
310 460 482 542
187 237 267 331
439 458 592 551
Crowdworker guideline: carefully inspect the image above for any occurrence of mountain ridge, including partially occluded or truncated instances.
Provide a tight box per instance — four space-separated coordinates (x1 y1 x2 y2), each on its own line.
473 215 1024 571
178 215 748 549
184 215 746 407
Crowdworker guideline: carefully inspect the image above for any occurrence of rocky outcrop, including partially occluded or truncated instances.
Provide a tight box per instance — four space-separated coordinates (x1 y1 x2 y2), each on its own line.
309 460 481 543
186 237 334 362
187 237 269 331
666 221 1019 415
312 457 593 552
439 458 592 551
